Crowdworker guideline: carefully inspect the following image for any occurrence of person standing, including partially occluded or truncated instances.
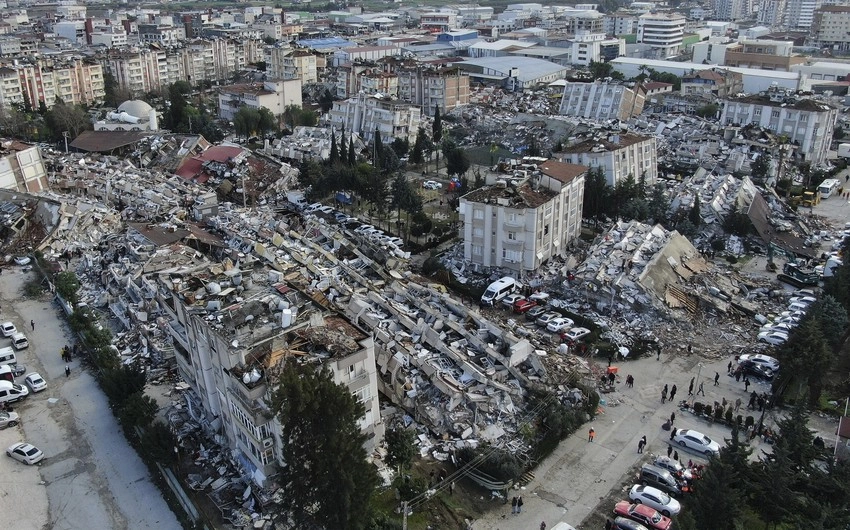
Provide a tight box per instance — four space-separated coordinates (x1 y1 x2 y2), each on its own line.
588 427 595 442
65 365 70 377
30 319 34 331
670 385 677 402
517 496 523 514
728 360 733 374
661 384 668 403
673 450 679 461
667 444 673 458
744 377 750 392
688 377 694 396
512 496 518 515
714 372 720 386
735 397 742 412
540 522 547 530
670 412 676 425
638 437 646 453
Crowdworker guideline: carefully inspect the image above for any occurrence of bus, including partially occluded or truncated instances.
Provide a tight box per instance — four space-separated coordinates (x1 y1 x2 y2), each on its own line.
818 178 840 199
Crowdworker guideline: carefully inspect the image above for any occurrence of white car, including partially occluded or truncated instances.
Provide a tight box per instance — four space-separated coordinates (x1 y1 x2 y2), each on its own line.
673 428 721 457
546 317 575 333
536 312 561 327
789 296 816 305
562 327 591 341
760 322 795 334
501 294 525 309
24 373 46 393
13 256 31 266
787 302 811 313
738 353 780 372
354 225 376 234
422 180 442 190
758 330 789 345
6 442 44 465
0 322 16 337
628 484 681 517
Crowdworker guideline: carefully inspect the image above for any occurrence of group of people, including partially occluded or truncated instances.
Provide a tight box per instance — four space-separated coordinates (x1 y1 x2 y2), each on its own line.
60 344 76 362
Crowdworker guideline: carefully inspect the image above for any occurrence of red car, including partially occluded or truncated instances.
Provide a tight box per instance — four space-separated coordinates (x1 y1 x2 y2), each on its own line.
613 501 672 530
513 299 538 313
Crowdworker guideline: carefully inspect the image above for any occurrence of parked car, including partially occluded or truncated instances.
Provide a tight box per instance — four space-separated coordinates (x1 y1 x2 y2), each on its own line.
613 501 672 530
739 360 775 380
561 327 591 342
673 428 721 457
513 299 538 313
738 353 779 372
501 294 525 309
787 302 811 313
789 296 816 305
546 317 575 333
422 180 442 190
6 442 43 465
536 311 561 327
24 373 46 393
612 518 649 530
628 485 681 516
652 456 693 481
760 322 795 335
525 306 547 321
0 322 16 337
757 330 789 345
13 256 31 266
528 292 551 304
0 410 19 429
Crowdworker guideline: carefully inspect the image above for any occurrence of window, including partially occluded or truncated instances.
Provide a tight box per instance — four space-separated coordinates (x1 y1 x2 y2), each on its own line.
472 244 483 256
472 227 484 238
507 231 517 240
544 224 550 235
473 209 484 220
771 109 780 118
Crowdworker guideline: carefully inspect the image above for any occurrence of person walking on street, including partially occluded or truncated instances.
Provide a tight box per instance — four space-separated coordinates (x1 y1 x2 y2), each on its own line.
540 522 547 530
735 397 742 412
512 497 518 515
517 496 523 514
65 365 70 377
744 377 750 392
588 427 595 442
638 437 646 453
670 427 677 441
661 386 668 404
714 372 720 386
30 319 34 331
670 412 676 425
698 381 705 396
688 377 694 396
667 444 673 458
673 450 679 461
670 384 677 402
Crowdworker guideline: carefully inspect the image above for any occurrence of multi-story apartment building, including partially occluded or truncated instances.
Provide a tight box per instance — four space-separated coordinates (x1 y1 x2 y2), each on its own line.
723 40 805 70
563 10 605 36
681 68 744 97
359 71 399 98
54 20 87 44
138 24 186 46
559 81 646 121
758 0 787 27
720 88 837 164
637 12 686 57
328 92 421 144
90 25 129 48
421 12 458 33
715 0 748 20
0 37 20 56
458 160 586 272
0 141 47 193
218 79 303 121
604 12 639 36
396 67 470 113
145 263 383 483
9 59 105 109
265 47 318 84
558 133 657 187
786 0 821 30
812 5 850 51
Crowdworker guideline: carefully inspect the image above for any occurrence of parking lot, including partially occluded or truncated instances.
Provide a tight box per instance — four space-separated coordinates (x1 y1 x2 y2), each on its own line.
0 267 179 530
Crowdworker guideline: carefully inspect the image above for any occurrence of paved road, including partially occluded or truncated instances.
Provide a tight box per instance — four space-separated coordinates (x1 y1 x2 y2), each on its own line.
0 267 180 530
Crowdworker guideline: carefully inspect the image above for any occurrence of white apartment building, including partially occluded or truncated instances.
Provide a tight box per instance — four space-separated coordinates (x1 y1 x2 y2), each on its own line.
720 89 838 164
54 20 87 44
604 12 640 36
715 0 747 20
0 37 21 56
812 5 850 51
90 25 128 48
458 160 586 272
218 79 303 121
637 12 686 57
145 267 383 484
785 0 821 30
0 141 48 193
558 133 657 187
328 93 421 144
559 81 646 121
138 24 186 46
571 32 625 66
265 47 318 84
758 0 787 27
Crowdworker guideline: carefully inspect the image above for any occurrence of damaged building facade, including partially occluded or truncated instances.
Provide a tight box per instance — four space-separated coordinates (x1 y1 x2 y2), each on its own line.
459 159 586 273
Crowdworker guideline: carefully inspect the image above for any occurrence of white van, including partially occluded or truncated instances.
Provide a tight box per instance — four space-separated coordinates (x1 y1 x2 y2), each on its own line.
818 178 840 199
11 332 27 350
480 277 518 306
0 380 28 404
0 347 17 367
551 524 578 530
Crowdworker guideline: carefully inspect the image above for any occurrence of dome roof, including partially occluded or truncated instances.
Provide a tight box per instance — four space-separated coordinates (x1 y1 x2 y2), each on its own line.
117 99 154 118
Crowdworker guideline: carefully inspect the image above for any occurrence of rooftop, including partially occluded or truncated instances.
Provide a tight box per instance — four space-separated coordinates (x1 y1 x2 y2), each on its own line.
727 94 836 112
463 181 557 209
563 133 652 154
537 160 588 183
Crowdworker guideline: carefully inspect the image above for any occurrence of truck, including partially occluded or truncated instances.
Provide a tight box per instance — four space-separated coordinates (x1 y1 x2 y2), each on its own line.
839 143 850 159
777 262 820 288
285 191 308 209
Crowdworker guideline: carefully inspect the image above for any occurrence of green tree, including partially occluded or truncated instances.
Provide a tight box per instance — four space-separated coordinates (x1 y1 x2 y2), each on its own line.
688 433 747 530
647 183 670 223
166 81 191 131
432 107 442 173
751 152 771 181
390 137 409 158
270 363 378 529
689 195 702 226
44 102 92 141
695 103 719 119
339 126 348 163
348 137 356 166
775 319 832 407
410 128 426 165
319 88 335 113
384 428 415 472
117 391 158 430
722 207 752 236
55 271 81 305
588 60 613 80
100 363 147 408
329 129 340 164
807 295 848 351
443 139 470 178
103 71 120 108
583 166 610 221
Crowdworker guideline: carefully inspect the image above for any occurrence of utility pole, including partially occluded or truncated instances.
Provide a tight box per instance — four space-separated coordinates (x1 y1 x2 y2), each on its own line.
63 131 70 153
402 501 408 530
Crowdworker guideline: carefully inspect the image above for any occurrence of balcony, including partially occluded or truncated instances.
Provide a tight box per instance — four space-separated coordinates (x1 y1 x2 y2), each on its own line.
227 383 273 423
